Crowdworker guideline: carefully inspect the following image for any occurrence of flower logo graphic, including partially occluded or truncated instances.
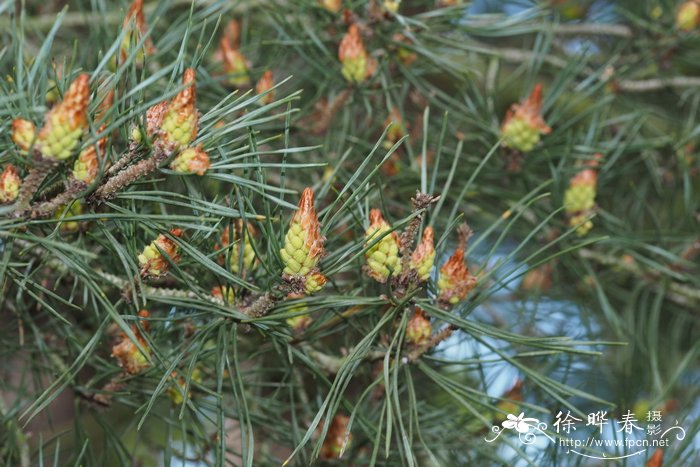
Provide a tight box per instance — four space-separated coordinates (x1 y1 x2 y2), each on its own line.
485 412 553 445
502 413 540 433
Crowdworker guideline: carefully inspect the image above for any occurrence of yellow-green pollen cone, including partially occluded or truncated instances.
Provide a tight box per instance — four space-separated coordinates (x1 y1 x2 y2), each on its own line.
564 154 601 237
364 209 402 282
500 84 550 153
501 116 541 153
219 221 257 275
280 188 325 278
405 308 432 347
36 74 91 160
338 24 374 84
304 272 327 295
438 247 477 305
159 68 198 150
411 226 435 281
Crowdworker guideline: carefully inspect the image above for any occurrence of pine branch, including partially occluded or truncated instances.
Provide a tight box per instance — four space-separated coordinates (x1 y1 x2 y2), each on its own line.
579 248 700 308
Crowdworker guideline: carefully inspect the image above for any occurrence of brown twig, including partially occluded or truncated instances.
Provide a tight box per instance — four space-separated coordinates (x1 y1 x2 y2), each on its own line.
14 154 60 210
90 149 170 203
27 179 87 218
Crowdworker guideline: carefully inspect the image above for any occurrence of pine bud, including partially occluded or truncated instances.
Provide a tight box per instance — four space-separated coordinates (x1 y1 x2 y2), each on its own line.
677 1 700 31
167 368 202 405
383 0 401 14
132 100 167 144
0 165 21 204
255 70 276 105
520 263 553 293
45 80 60 106
411 226 435 281
338 25 376 84
569 214 593 237
564 154 601 236
11 118 36 153
220 221 257 274
138 228 183 278
36 74 90 160
170 145 211 175
286 297 312 332
72 90 113 183
219 35 250 88
280 188 325 277
72 139 104 184
319 0 342 13
211 285 235 304
54 202 83 232
437 247 477 305
159 68 198 150
384 107 407 146
646 448 664 467
119 0 155 63
111 310 151 374
392 33 417 66
364 209 401 282
405 308 432 346
305 272 328 295
500 84 551 153
319 414 352 460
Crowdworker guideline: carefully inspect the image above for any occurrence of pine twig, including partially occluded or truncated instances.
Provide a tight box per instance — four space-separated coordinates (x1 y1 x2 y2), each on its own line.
90 149 169 203
14 155 60 210
27 179 87 218
579 249 700 308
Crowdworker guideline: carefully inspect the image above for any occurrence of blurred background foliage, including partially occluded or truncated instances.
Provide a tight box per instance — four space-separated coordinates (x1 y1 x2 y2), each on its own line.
0 0 699 465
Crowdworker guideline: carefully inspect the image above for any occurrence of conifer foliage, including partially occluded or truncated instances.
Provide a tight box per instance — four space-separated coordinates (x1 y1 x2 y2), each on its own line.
1 1 699 466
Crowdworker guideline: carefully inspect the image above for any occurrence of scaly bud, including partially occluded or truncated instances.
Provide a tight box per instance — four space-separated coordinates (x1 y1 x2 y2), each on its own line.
219 26 250 87
12 118 36 153
138 228 183 277
280 188 325 276
520 263 553 293
73 136 106 184
219 221 257 274
111 310 151 374
132 100 167 144
36 74 90 160
170 145 210 175
319 0 342 13
255 70 276 105
73 89 114 183
392 33 417 66
383 0 401 14
305 272 327 295
437 247 477 305
405 308 432 346
119 0 155 62
564 154 601 236
646 448 663 467
319 414 352 460
677 1 700 31
286 296 312 332
338 25 376 84
568 213 594 237
385 107 407 146
211 285 235 304
500 84 551 153
167 368 202 405
364 209 402 282
54 202 83 232
159 68 198 150
0 165 21 204
411 226 435 281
